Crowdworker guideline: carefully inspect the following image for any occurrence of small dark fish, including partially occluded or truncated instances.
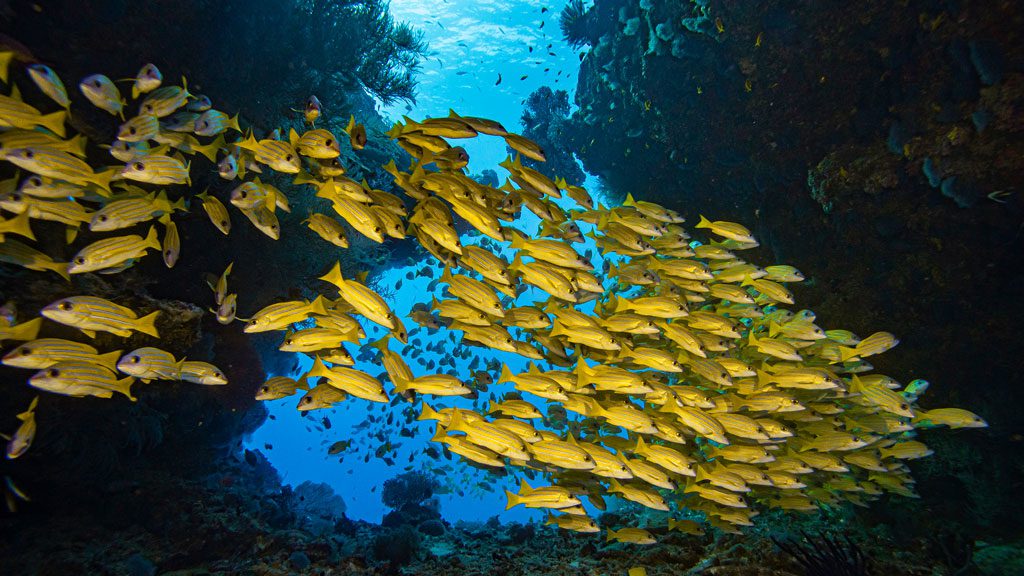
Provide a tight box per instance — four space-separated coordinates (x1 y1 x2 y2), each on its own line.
322 416 332 430
495 73 502 86
264 443 273 450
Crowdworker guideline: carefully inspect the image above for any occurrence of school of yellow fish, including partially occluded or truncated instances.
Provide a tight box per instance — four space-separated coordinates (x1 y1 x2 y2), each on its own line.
0 51 987 540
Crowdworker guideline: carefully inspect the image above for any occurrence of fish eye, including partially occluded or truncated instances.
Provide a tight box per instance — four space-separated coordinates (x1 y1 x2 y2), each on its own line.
220 220 227 227
374 227 381 233
58 301 72 311
133 161 144 171
98 215 108 222
301 396 311 404
74 257 85 265
900 403 908 410
10 193 21 201
19 347 31 356
260 386 269 394
93 80 102 87
23 150 34 159
325 139 333 147
285 154 293 161
29 177 41 186
129 127 137 135
130 355 141 363
47 368 60 377
239 190 247 198
215 372 223 378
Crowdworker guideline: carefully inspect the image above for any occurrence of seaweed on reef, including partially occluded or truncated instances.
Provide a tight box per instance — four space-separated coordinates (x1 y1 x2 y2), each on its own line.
771 532 868 576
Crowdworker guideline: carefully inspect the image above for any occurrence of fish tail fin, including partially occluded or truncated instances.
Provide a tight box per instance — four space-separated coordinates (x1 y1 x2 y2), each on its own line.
440 266 454 284
696 215 712 229
193 134 224 163
8 211 35 242
115 376 137 402
134 311 160 338
543 513 555 526
768 321 782 338
839 346 860 362
11 318 42 341
504 489 519 510
549 321 565 338
296 375 310 391
509 233 526 251
518 478 533 494
308 295 329 316
574 361 592 387
417 402 438 422
96 350 123 372
634 435 647 454
228 113 241 133
498 363 514 384
755 368 773 386
318 261 345 289
623 192 636 207
606 529 617 542
16 396 39 420
391 373 410 393
144 225 161 250
69 133 88 157
39 109 67 138
47 260 71 282
369 335 391 352
90 167 115 192
131 85 140 99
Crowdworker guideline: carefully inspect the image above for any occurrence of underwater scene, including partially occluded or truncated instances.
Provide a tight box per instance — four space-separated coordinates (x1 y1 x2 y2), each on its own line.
0 0 1021 574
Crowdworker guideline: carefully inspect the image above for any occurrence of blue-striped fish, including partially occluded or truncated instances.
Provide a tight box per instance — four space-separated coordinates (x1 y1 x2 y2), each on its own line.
79 73 125 117
27 64 70 108
18 175 88 199
162 216 179 268
5 397 38 459
3 338 122 370
0 91 67 137
116 347 184 382
0 192 93 226
294 128 340 159
179 360 228 385
196 190 231 234
0 239 70 280
138 78 189 118
41 295 160 338
194 109 240 136
117 114 160 142
5 146 114 190
30 361 136 400
161 110 200 133
186 94 212 112
0 129 86 158
69 226 161 274
90 191 179 231
120 153 190 185
129 63 162 99
236 135 301 173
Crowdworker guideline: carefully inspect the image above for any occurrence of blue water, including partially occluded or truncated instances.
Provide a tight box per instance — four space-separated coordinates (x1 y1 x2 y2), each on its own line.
244 0 603 524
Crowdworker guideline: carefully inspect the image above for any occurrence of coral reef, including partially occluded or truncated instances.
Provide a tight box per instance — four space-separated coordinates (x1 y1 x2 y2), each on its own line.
555 0 1023 548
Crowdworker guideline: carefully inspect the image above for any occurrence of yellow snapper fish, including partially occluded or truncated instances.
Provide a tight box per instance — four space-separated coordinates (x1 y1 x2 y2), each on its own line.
115 347 185 382
68 226 161 274
3 338 121 371
256 375 309 401
178 361 228 385
120 154 190 185
0 129 86 159
236 135 301 173
41 296 160 338
80 73 126 117
194 109 241 136
0 235 71 279
138 78 190 118
161 216 180 268
0 89 67 137
5 396 39 459
5 146 113 190
243 295 329 333
27 64 71 108
30 362 136 401
195 190 231 234
128 63 162 99
319 262 397 330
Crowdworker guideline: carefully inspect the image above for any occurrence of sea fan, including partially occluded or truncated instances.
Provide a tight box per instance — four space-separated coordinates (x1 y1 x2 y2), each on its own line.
772 532 869 576
559 0 593 49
